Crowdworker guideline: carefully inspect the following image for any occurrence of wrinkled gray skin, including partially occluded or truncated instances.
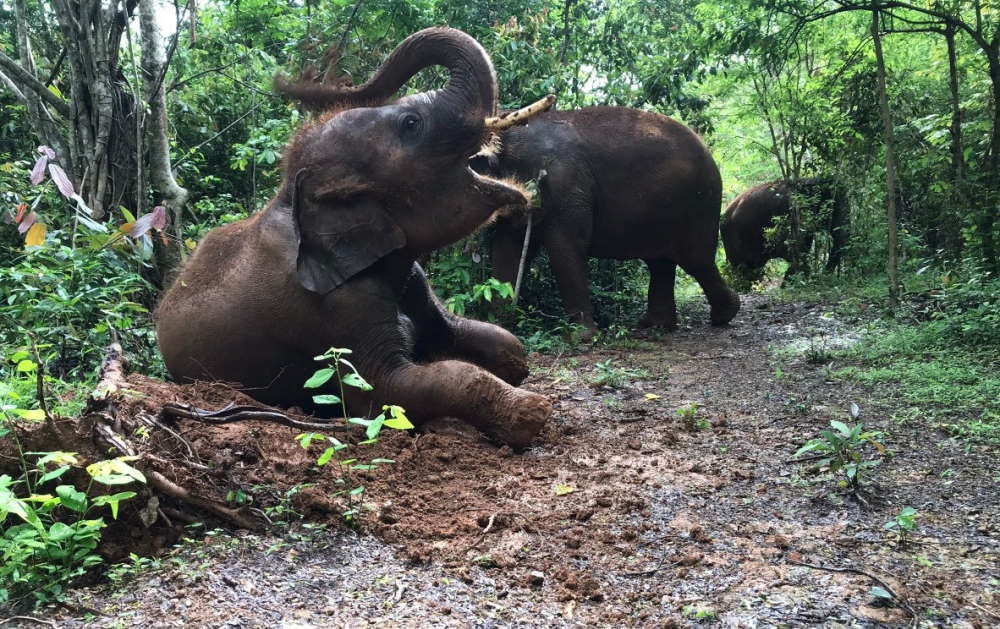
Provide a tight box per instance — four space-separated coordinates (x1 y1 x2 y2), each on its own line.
721 178 848 281
474 107 740 337
156 28 551 449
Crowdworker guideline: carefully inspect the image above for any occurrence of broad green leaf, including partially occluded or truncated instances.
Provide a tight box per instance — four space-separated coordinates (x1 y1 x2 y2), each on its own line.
383 405 414 430
303 368 334 389
829 420 851 436
312 394 342 405
48 521 74 541
15 359 36 372
341 372 373 391
55 485 87 513
366 413 386 440
316 447 336 466
295 432 325 448
38 465 71 485
870 586 893 600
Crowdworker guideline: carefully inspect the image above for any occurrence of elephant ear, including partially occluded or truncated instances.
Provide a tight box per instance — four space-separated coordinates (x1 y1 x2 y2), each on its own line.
291 172 406 294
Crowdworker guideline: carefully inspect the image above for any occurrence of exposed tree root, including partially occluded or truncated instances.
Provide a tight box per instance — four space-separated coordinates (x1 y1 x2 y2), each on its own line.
77 343 338 532
161 401 351 431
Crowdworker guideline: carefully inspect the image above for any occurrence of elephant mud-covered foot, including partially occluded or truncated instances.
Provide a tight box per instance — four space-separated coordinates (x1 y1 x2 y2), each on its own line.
637 312 678 332
474 389 552 450
709 292 741 326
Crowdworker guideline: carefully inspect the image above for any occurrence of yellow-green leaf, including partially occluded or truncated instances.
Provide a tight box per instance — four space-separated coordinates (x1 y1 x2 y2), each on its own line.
14 409 46 420
554 483 575 496
25 222 47 247
644 393 662 400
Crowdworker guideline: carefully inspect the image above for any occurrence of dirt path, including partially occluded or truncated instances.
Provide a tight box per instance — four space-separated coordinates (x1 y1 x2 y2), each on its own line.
37 295 999 628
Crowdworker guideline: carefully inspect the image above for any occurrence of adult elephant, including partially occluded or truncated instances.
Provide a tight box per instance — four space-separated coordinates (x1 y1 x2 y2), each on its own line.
474 107 739 338
156 29 553 449
721 178 848 282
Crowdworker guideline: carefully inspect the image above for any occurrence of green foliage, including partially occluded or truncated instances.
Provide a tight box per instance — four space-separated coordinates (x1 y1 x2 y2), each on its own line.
590 359 650 389
884 506 919 542
0 243 159 380
676 402 709 431
794 413 887 493
297 348 413 523
446 277 515 318
0 438 145 606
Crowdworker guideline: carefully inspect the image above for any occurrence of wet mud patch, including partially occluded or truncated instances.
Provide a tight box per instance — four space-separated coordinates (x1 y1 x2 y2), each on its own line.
14 296 999 627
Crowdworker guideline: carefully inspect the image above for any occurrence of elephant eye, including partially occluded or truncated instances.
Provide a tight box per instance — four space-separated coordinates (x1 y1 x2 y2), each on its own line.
398 112 423 137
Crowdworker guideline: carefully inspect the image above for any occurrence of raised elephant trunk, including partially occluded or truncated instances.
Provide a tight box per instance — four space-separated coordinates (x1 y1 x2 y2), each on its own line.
278 28 497 150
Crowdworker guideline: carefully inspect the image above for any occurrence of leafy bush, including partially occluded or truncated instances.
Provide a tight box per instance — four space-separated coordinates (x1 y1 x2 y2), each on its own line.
0 434 145 606
0 243 159 379
794 411 887 493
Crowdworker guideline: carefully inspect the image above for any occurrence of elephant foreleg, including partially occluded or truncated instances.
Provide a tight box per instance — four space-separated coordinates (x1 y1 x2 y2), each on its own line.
544 230 598 338
678 260 740 326
402 264 529 385
639 259 678 330
382 359 551 449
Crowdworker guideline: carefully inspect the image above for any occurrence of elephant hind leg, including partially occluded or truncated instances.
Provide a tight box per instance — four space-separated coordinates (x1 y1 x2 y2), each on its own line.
678 260 740 326
639 258 678 330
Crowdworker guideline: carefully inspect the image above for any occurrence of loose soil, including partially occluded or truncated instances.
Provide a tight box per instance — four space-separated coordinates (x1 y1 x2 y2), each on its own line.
8 295 999 627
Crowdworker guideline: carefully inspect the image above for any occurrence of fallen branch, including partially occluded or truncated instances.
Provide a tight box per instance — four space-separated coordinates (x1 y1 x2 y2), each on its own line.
788 559 916 618
0 617 57 627
147 470 261 530
162 402 352 432
91 342 127 403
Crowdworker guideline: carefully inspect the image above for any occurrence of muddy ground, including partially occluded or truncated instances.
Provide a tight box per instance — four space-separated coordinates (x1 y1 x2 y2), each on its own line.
12 295 1000 627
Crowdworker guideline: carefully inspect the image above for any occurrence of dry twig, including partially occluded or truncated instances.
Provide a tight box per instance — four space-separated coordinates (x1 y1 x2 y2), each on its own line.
788 559 916 618
161 402 352 432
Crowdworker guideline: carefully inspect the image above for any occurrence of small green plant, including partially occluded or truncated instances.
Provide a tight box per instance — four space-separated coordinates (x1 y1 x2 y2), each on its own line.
682 604 717 621
591 359 649 389
794 405 887 493
296 348 413 523
884 506 919 543
676 402 709 431
0 444 146 606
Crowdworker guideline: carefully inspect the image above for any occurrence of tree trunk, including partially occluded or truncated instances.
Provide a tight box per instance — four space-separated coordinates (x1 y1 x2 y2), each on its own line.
944 25 966 257
1 0 140 219
140 0 189 276
871 5 899 308
982 52 1000 271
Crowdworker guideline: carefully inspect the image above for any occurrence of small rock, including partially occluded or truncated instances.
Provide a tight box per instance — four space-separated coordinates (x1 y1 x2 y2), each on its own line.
627 439 642 450
526 571 545 587
595 496 613 508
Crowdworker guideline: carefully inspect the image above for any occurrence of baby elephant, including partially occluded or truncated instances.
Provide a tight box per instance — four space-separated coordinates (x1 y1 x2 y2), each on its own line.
155 28 552 448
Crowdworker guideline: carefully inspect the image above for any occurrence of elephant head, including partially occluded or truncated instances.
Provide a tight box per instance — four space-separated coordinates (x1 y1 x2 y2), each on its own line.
275 27 532 294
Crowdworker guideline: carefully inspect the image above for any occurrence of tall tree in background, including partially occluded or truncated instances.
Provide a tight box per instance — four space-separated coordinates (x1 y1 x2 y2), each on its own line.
871 3 900 306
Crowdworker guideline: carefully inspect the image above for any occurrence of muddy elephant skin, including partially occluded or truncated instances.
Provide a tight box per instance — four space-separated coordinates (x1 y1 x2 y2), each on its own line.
155 28 552 448
721 178 848 281
474 107 740 336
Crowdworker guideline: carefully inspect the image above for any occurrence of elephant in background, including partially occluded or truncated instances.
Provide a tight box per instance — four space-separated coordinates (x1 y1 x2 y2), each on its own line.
472 106 740 338
721 178 849 282
155 28 552 448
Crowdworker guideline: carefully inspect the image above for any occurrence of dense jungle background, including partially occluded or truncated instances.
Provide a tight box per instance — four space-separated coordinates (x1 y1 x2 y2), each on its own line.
1 0 998 626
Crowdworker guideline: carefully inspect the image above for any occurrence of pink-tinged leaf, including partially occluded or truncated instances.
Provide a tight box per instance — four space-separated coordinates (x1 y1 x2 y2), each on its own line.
129 212 156 238
150 205 167 230
37 145 55 160
17 211 37 234
48 164 74 198
30 156 48 185
130 205 169 238
15 203 27 223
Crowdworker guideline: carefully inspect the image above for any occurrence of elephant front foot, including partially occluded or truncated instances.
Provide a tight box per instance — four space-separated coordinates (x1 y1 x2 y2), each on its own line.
478 388 552 450
710 291 741 326
637 312 678 331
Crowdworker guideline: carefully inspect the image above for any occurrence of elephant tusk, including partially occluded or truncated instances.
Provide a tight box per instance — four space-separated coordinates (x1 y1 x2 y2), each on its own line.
484 94 556 130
